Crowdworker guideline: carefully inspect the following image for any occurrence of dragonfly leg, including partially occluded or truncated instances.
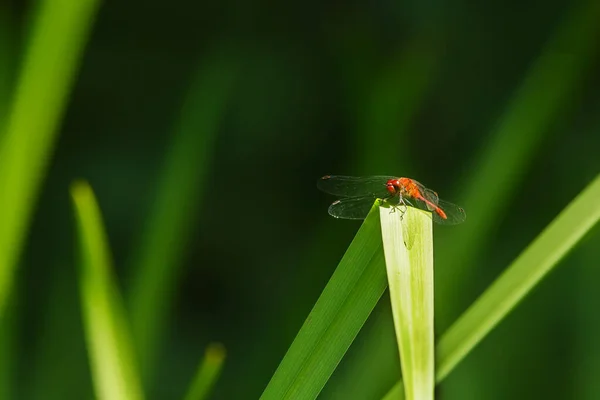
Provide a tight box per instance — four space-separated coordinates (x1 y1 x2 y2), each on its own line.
388 195 407 219
398 198 407 219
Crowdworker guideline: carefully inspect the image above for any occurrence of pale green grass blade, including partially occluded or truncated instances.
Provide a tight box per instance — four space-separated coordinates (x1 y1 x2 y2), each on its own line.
383 173 600 397
380 206 434 400
128 52 237 375
71 181 144 400
261 203 387 400
183 343 226 400
0 0 100 317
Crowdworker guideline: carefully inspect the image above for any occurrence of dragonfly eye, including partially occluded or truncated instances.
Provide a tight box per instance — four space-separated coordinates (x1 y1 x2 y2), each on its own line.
386 182 397 195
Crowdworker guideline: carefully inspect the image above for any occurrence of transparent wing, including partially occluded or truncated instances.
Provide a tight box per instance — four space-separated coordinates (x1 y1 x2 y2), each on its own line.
406 197 436 213
420 188 440 209
431 199 466 225
405 196 465 225
327 196 379 220
317 175 394 198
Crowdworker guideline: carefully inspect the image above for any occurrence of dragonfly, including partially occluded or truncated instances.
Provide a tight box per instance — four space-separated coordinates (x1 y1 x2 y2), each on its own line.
317 175 466 225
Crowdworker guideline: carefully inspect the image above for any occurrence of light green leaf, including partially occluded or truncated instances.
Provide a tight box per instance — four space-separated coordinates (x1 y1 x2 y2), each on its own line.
184 343 227 400
71 181 144 400
0 0 100 317
380 206 434 400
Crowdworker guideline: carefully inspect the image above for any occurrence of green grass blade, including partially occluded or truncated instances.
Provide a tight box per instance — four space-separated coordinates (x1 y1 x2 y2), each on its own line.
0 0 100 317
0 8 18 395
383 173 600 397
71 181 144 400
128 53 237 374
380 206 434 400
381 382 405 400
261 203 387 399
0 7 17 395
183 343 226 400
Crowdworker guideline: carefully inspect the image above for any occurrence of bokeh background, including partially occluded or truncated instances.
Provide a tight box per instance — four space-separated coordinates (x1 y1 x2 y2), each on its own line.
1 0 600 399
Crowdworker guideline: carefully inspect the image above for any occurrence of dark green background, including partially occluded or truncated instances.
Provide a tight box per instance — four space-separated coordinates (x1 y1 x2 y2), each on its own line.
3 0 600 399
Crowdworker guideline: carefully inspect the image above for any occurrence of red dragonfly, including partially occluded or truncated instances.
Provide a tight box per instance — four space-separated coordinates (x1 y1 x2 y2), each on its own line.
317 175 466 225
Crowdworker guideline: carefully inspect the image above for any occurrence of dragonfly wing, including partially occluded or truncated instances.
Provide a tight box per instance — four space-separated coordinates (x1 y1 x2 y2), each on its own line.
405 197 465 225
431 199 466 225
317 175 394 197
421 188 439 206
406 197 436 214
327 196 379 220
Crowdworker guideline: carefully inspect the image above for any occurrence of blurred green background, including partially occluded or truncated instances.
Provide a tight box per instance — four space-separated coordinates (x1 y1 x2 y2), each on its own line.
1 0 600 399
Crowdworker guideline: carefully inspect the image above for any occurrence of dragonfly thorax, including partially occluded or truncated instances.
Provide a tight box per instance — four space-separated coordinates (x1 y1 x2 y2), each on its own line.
385 178 408 196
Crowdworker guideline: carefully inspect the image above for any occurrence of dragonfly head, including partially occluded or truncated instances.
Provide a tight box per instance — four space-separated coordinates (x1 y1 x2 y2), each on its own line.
385 179 401 195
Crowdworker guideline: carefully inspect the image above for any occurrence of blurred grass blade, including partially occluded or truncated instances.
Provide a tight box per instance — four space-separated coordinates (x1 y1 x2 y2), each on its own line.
184 343 226 400
0 0 100 317
383 173 600 398
435 173 600 380
128 51 237 376
71 181 144 400
436 0 600 322
356 40 437 173
380 206 434 400
261 203 387 400
0 2 16 136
